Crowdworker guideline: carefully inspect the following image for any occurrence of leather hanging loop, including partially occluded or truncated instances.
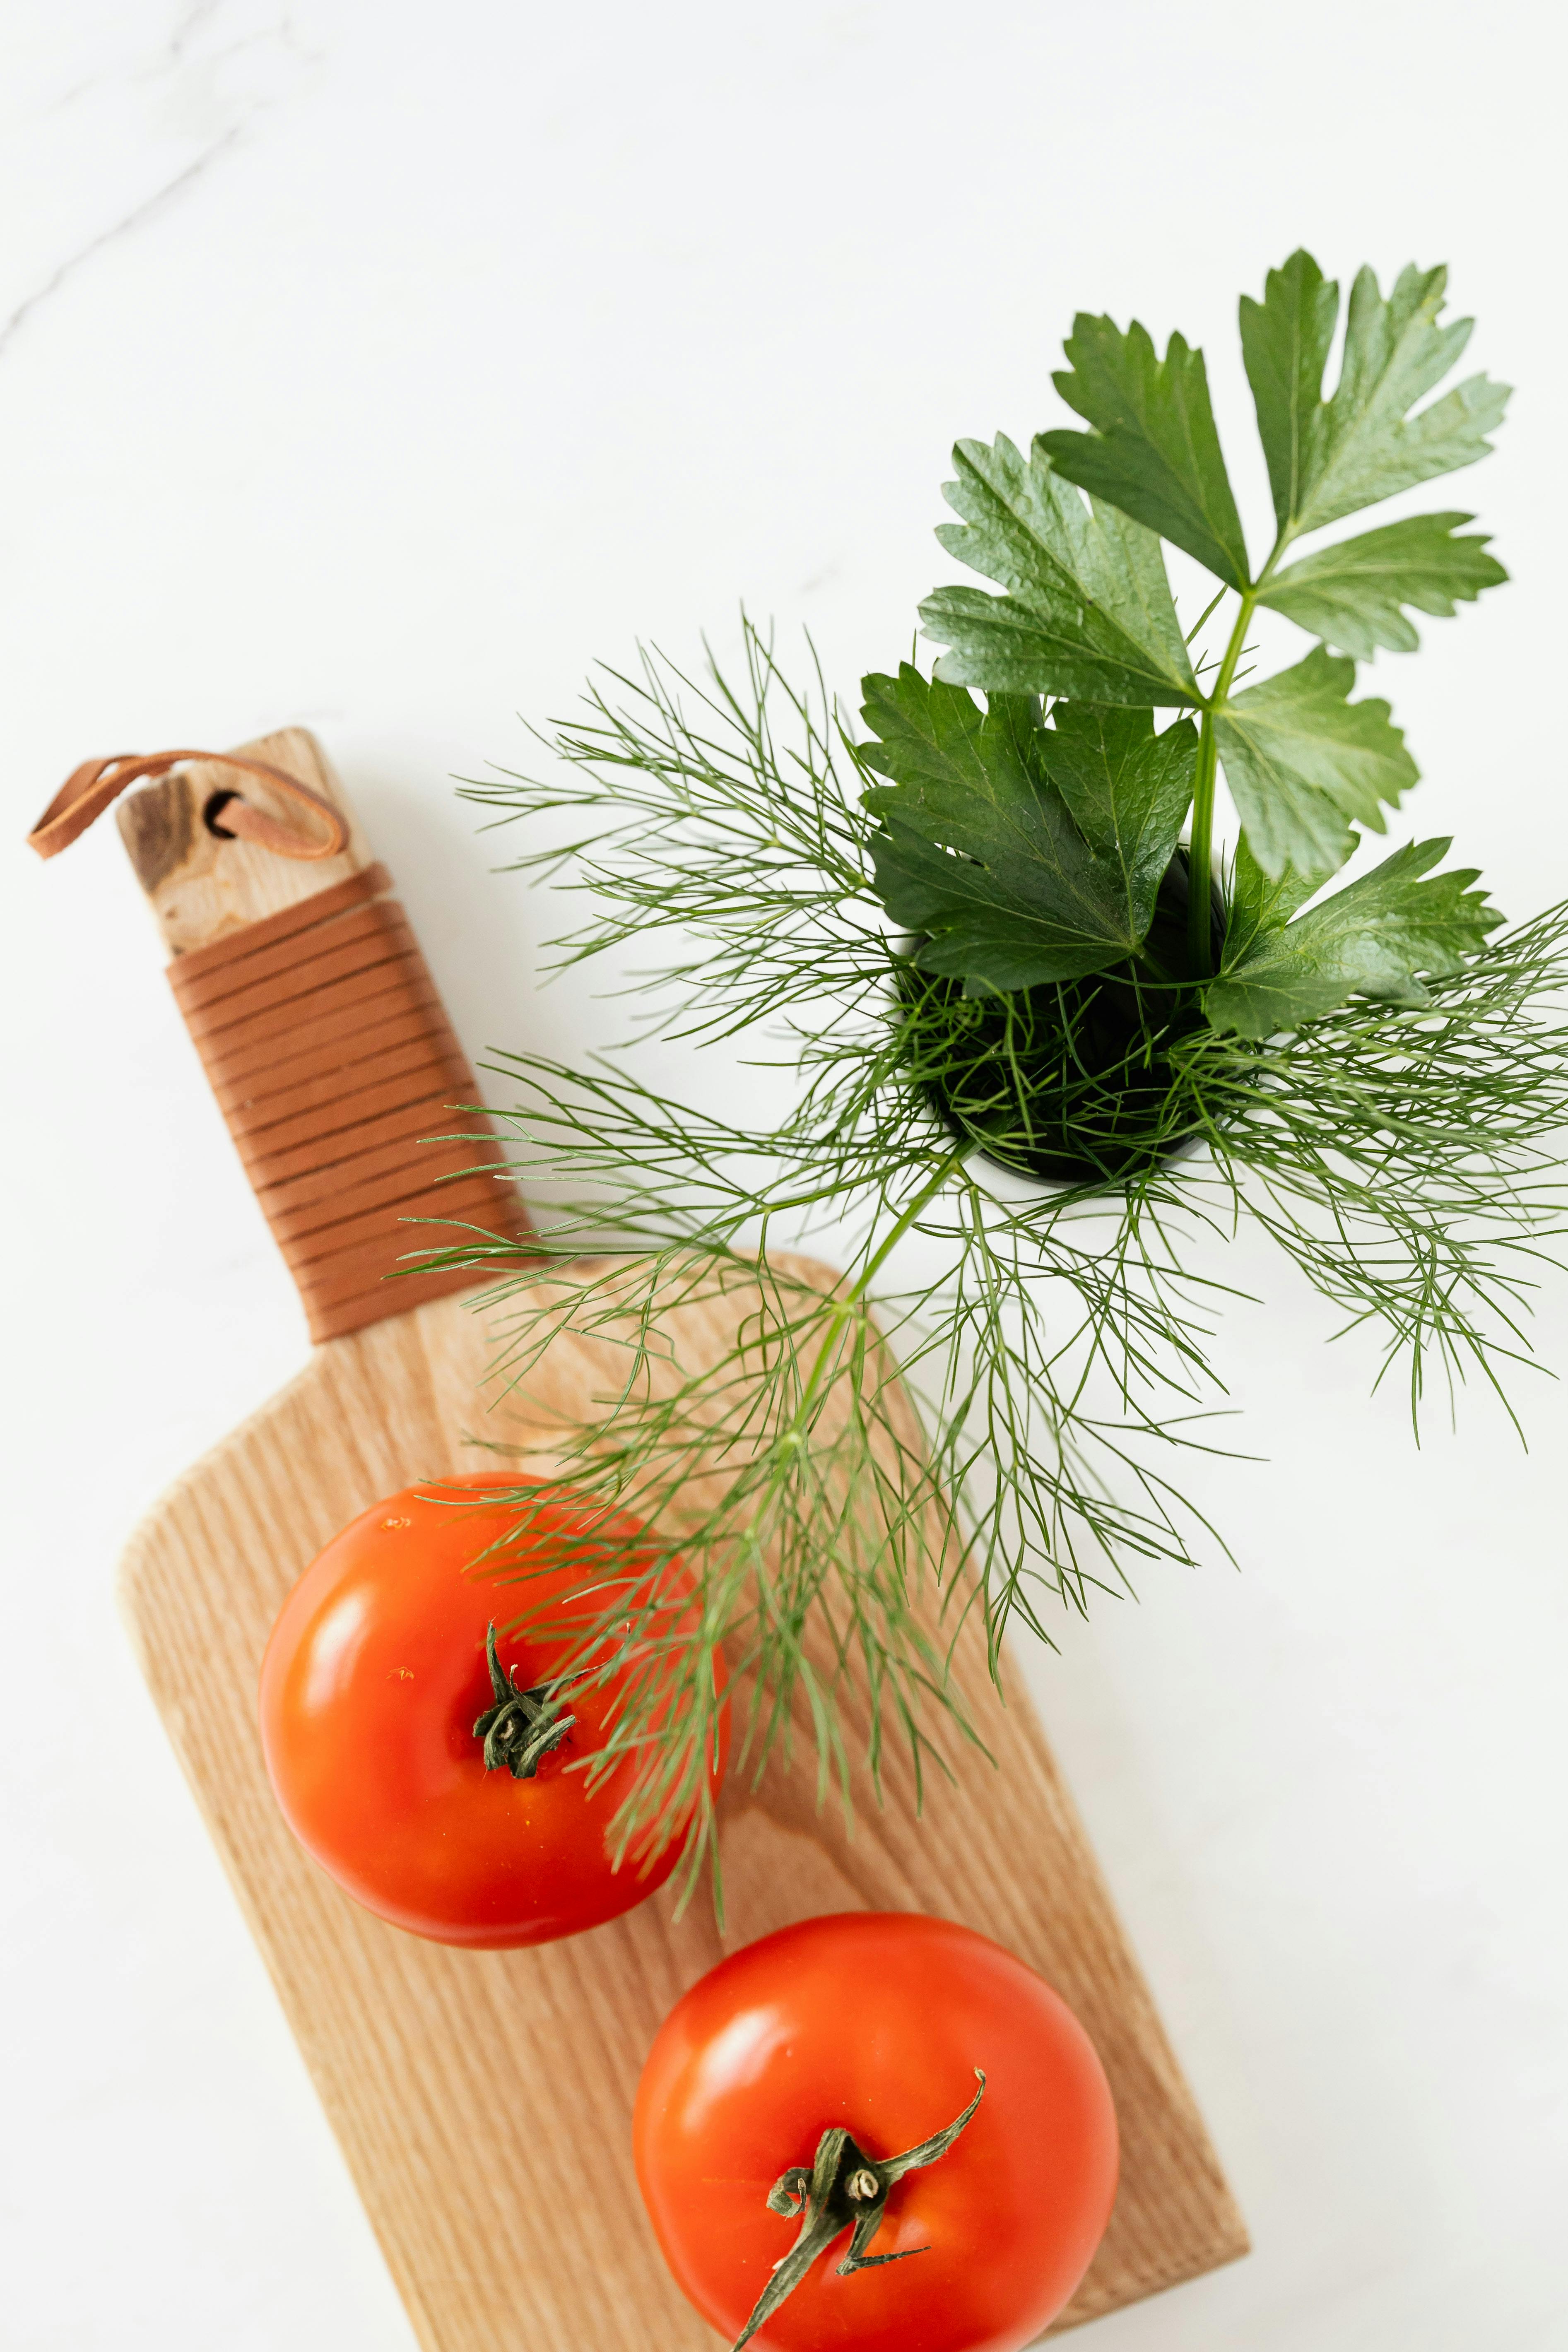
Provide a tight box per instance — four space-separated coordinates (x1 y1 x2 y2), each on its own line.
27 750 350 862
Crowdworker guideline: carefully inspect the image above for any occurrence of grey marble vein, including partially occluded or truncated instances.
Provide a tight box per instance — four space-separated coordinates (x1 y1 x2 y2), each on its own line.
0 123 243 358
0 4 316 360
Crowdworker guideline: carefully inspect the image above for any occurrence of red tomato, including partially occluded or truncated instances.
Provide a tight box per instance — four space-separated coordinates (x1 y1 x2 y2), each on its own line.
258 1476 725 1947
634 1912 1117 2352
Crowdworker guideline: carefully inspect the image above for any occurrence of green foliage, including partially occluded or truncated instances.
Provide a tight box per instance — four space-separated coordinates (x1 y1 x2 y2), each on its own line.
1238 247 1342 534
859 668 1197 994
443 253 1546 1878
930 247 1510 941
1257 513 1507 657
1205 837 1503 1038
1295 262 1507 537
1040 313 1250 587
1211 646 1417 879
1240 252 1510 538
1218 834 1326 967
918 435 1199 705
449 630 1568 1879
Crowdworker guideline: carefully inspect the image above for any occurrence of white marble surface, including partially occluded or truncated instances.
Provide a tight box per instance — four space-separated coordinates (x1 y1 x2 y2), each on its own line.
4 3 1567 2346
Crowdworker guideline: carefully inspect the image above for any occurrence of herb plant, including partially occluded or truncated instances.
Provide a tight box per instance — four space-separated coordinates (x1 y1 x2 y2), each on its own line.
437 253 1568 1895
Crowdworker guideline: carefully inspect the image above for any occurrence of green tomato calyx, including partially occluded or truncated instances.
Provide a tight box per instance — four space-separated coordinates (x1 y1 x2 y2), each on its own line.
472 1622 576 1780
731 2070 986 2352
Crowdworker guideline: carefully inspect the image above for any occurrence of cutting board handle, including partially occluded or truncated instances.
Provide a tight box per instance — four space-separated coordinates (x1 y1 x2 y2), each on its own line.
106 730 530 1343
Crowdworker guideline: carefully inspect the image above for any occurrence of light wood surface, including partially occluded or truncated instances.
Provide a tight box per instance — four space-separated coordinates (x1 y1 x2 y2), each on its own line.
113 734 1247 2347
116 729 373 950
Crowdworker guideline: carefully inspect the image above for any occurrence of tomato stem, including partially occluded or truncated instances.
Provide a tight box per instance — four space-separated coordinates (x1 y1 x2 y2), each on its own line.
730 2071 985 2352
472 1623 577 1779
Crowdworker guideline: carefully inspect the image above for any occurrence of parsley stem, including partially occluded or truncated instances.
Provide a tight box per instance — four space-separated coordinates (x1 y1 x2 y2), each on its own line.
1186 716 1219 977
1187 590 1257 977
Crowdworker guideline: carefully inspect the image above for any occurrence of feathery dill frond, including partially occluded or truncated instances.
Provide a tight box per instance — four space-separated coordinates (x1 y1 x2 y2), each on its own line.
425 619 1568 1890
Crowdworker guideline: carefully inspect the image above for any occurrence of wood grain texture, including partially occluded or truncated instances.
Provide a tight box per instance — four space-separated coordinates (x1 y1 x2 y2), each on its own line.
116 729 373 951
119 1273 1247 2345
112 729 1246 2347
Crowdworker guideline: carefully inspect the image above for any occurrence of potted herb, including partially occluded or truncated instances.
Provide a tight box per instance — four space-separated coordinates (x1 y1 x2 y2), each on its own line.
441 251 1567 1883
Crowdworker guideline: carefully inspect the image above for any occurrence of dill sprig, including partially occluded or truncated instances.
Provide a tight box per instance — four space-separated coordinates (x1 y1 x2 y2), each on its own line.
422 253 1563 1888
429 622 1568 1893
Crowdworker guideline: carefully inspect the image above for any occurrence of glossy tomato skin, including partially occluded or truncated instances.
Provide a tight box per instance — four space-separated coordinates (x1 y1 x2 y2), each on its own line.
259 1476 725 1948
634 1912 1117 2352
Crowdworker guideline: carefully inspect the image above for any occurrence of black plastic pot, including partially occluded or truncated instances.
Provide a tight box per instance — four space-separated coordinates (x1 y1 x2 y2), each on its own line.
910 850 1228 1187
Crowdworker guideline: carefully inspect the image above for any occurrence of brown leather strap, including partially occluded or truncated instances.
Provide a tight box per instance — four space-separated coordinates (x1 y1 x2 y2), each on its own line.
27 750 349 862
162 864 530 1342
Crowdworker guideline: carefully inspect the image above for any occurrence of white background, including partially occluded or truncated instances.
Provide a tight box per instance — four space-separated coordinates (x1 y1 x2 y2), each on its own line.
3 3 1566 2346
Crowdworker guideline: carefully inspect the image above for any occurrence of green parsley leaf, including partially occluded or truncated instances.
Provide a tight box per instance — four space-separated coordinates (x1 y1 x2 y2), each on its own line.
1239 248 1342 537
1243 255 1510 542
1205 837 1503 1038
1213 645 1419 880
859 667 1195 994
919 436 1199 707
1256 511 1507 657
1221 831 1330 968
1043 702 1200 917
1038 314 1250 589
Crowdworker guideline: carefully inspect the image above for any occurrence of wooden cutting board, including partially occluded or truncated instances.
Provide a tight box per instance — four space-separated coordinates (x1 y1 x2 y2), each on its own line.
106 731 1247 2346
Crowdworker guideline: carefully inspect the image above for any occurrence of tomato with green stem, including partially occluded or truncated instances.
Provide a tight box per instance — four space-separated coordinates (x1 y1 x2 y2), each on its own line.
634 1911 1118 2352
259 1475 725 1947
